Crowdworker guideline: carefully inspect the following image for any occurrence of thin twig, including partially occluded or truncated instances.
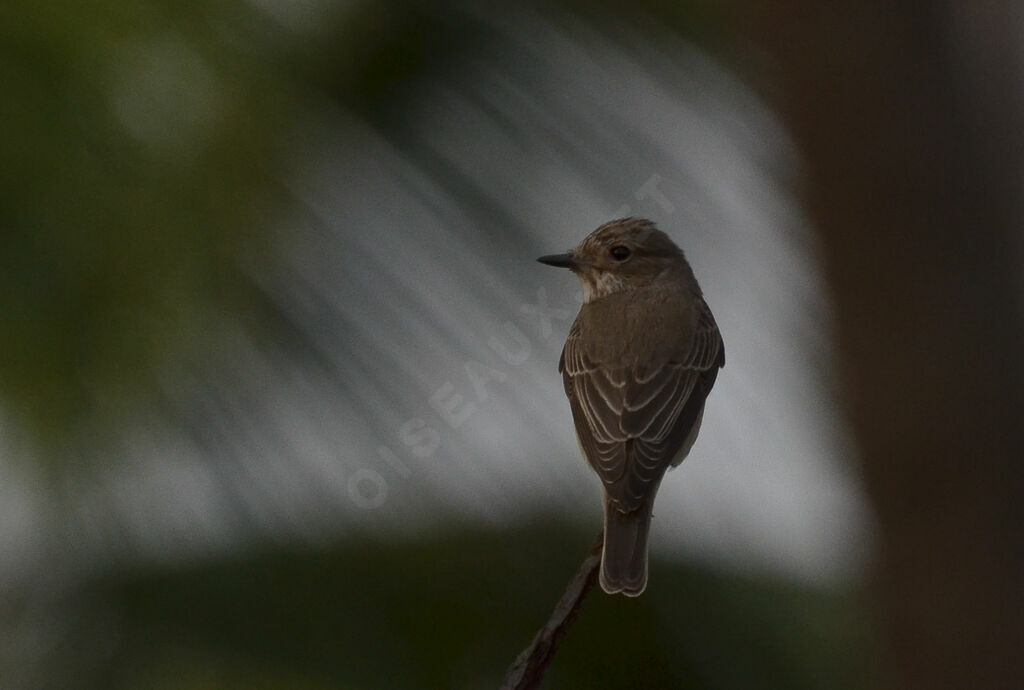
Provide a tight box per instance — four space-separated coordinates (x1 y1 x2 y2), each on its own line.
499 532 605 690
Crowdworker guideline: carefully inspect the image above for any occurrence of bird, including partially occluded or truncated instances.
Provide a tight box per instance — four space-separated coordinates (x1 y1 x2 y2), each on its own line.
537 218 724 596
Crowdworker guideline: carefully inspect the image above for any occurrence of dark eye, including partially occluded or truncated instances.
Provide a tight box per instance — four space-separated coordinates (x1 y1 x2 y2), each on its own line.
609 245 631 261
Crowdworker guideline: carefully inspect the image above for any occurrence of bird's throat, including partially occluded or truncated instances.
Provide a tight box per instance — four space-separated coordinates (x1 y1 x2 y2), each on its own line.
581 272 630 303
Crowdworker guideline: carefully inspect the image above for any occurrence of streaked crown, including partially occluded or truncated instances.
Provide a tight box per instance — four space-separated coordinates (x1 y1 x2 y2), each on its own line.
576 218 682 261
570 218 694 301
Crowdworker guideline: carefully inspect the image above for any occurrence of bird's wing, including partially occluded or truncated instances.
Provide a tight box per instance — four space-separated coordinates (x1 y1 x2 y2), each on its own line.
560 298 724 512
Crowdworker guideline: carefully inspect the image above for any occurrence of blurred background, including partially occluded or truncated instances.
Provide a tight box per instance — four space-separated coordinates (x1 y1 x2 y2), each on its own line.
3 1 1021 689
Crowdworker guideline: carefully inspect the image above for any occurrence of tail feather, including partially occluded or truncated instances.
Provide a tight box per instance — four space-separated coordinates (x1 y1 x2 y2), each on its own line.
600 498 652 597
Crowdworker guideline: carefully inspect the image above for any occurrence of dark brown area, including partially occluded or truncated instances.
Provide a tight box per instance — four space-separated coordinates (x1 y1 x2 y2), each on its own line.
745 3 1024 687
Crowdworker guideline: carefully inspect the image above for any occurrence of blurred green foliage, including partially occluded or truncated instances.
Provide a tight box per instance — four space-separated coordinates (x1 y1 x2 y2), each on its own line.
0 0 524 467
51 522 870 690
0 2 297 456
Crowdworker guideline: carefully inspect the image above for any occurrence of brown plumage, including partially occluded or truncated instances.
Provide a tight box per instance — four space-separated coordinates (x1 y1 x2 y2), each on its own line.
539 218 724 596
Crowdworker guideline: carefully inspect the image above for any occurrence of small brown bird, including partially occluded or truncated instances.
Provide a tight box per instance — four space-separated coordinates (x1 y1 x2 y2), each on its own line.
538 218 724 596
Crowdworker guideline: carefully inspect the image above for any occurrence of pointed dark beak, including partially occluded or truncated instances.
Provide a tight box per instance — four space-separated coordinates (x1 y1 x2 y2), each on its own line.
537 253 576 268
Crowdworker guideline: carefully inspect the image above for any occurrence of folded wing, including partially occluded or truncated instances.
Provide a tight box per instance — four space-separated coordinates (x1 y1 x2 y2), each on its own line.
560 298 724 511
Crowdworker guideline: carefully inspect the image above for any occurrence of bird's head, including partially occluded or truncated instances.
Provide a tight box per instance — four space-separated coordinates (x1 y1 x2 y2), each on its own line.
538 218 689 302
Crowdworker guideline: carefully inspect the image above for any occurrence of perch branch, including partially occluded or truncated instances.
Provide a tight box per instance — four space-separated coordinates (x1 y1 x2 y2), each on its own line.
499 531 604 690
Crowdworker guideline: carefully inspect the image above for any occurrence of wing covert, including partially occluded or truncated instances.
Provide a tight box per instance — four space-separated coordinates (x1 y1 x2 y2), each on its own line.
560 299 723 511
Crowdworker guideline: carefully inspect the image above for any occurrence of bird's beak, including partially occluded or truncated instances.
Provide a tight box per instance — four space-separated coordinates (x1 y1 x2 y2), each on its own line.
537 253 577 269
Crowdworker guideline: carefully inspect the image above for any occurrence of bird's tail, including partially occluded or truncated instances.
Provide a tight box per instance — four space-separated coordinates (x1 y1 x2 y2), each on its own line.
599 497 652 597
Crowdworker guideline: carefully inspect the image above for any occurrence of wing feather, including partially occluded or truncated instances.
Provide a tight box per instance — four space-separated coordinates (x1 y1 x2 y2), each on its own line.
561 297 723 511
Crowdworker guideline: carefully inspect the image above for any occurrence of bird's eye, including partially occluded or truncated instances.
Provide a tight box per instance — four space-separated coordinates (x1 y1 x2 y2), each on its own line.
609 245 631 261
